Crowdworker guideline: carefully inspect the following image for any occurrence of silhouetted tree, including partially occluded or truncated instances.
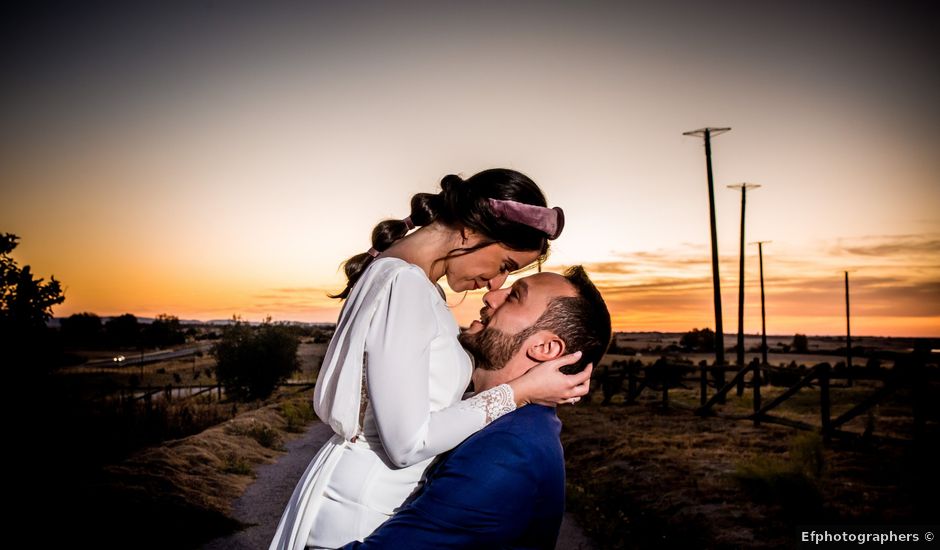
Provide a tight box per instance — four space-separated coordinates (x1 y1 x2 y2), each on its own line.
105 313 140 348
142 313 185 347
60 312 104 348
680 327 716 352
792 333 809 354
1 233 65 376
212 315 300 401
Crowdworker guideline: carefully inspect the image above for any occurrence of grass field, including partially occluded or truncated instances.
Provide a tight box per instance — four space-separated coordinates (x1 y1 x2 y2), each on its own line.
559 384 939 549
40 335 938 548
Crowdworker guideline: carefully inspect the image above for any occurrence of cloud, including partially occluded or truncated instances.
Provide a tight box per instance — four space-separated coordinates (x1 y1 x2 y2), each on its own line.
550 241 940 336
827 233 940 258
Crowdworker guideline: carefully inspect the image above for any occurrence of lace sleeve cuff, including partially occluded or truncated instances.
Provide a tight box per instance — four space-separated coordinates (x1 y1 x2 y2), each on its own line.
456 383 517 424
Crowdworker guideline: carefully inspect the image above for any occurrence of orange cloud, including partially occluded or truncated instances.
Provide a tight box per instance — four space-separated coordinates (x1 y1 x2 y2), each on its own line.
559 235 940 337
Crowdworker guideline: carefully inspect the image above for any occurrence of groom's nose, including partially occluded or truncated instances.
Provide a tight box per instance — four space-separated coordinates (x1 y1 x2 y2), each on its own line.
482 287 509 310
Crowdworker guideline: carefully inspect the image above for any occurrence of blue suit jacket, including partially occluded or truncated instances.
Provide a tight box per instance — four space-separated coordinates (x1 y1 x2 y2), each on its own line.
342 404 566 549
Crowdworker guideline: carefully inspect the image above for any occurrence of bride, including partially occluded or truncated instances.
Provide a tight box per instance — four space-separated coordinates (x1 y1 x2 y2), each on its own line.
269 168 591 550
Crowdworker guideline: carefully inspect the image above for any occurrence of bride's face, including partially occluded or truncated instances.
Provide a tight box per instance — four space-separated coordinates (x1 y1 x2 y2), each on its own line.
443 238 541 293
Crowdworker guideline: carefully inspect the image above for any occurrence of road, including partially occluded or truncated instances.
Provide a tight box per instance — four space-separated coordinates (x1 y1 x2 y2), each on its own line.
85 342 215 367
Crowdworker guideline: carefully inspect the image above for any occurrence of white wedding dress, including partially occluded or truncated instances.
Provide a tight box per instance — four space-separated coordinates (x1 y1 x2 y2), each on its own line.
269 257 516 550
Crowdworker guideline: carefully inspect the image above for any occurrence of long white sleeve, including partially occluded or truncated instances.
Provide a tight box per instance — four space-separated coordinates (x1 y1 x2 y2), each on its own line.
364 268 515 468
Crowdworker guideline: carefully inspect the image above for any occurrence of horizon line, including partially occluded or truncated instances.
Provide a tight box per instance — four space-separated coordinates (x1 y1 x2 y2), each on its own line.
47 314 939 340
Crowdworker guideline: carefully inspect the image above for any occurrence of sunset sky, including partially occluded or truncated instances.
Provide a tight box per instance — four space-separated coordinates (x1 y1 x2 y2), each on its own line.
2 1 937 337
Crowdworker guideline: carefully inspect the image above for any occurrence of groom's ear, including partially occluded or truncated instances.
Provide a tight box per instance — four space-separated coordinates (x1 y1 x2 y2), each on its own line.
525 330 566 362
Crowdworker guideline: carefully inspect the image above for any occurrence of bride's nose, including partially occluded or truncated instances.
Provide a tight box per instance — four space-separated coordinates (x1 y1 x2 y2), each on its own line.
485 272 508 291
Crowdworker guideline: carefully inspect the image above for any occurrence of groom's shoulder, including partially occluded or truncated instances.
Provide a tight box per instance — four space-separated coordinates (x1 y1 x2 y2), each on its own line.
466 405 562 458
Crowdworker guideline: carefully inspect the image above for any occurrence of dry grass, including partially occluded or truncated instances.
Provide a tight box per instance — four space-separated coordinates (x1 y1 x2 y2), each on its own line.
559 387 939 550
59 389 319 549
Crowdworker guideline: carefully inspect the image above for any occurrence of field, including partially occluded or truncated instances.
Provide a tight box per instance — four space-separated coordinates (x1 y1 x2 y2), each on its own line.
559 370 939 549
31 332 939 549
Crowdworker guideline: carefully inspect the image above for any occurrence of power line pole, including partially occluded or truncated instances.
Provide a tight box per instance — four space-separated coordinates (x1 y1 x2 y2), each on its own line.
728 183 761 395
750 240 772 366
845 270 853 387
683 127 730 400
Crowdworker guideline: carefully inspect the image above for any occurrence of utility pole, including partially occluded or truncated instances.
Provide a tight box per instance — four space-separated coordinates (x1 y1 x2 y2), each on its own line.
683 127 730 399
845 270 853 387
751 241 771 366
728 183 761 381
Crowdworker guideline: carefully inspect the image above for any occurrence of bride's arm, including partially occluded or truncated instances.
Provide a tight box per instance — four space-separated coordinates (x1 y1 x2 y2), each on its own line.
365 269 501 468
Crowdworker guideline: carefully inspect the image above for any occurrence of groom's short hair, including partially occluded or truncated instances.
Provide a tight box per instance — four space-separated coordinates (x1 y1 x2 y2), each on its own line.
520 266 612 374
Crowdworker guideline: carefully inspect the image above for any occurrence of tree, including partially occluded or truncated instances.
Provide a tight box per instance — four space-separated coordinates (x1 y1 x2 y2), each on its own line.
679 327 716 352
1 233 65 375
141 313 185 347
105 313 140 348
212 315 300 401
792 333 809 354
60 312 104 348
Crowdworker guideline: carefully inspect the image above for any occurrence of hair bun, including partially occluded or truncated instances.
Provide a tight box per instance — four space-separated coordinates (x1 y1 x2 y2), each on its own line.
440 174 465 193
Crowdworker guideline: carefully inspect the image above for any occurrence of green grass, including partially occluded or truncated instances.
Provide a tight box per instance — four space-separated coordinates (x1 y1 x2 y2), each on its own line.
281 399 316 433
227 420 284 450
731 432 826 521
222 451 254 476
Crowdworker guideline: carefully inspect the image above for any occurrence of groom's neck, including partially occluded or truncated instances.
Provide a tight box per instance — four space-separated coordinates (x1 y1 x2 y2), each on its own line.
473 355 535 392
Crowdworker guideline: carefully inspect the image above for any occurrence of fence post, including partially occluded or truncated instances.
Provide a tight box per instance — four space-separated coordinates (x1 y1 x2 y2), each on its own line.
628 366 637 405
662 375 669 409
753 361 761 427
819 363 831 442
912 348 926 449
700 361 708 406
736 362 745 397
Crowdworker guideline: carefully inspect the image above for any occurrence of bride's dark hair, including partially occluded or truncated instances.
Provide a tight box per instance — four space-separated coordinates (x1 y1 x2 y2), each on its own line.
330 168 551 300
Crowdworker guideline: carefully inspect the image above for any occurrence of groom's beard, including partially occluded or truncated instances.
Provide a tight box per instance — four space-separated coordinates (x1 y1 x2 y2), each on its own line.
459 324 533 371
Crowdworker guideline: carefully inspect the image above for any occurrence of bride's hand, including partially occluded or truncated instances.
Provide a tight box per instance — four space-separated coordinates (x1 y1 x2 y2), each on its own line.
507 351 593 407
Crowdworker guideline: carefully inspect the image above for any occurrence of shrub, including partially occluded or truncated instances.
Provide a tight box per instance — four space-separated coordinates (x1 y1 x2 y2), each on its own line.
222 452 253 475
680 327 716 352
792 333 809 354
281 400 316 433
228 419 283 450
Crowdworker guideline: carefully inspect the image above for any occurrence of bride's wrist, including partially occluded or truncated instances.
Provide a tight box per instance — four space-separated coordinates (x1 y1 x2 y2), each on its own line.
507 379 530 407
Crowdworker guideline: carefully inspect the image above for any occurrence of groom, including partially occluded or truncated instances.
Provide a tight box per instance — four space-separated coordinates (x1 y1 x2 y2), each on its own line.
341 265 611 549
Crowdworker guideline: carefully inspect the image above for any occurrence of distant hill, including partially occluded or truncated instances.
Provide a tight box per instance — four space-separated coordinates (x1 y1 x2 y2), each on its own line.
47 316 336 329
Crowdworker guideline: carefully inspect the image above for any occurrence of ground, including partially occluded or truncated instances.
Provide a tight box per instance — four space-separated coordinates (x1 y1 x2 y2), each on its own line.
558 385 938 550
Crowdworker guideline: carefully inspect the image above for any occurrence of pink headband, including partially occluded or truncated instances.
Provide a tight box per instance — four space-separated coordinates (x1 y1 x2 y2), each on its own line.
486 198 565 240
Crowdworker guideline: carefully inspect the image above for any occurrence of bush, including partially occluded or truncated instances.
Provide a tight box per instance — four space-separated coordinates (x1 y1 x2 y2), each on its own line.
211 315 300 401
792 333 809 354
222 452 253 475
228 419 283 450
679 327 716 352
281 400 316 433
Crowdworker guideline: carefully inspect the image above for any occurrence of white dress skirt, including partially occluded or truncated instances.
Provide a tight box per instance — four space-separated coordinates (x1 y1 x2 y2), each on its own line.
269 257 516 550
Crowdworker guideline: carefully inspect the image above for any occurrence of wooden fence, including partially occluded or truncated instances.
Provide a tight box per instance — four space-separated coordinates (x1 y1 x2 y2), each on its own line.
592 351 936 445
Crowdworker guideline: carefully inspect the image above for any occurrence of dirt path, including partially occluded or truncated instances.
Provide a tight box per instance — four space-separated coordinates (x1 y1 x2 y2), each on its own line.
203 420 334 550
202 420 597 549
